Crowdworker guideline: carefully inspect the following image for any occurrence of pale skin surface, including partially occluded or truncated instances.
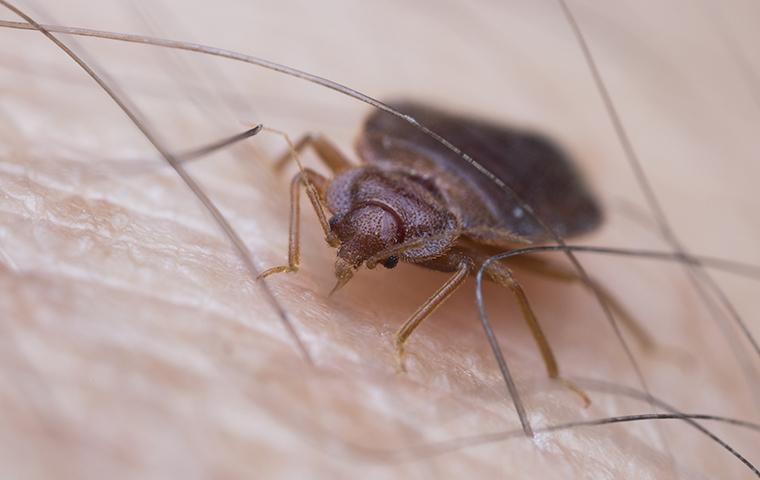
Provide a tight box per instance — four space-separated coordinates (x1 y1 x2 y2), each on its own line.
1 0 760 479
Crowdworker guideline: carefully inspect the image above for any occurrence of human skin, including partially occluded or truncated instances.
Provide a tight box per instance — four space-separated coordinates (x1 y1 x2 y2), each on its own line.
1 0 759 479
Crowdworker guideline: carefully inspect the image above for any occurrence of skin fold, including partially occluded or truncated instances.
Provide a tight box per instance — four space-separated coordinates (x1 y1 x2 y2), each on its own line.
1 0 759 478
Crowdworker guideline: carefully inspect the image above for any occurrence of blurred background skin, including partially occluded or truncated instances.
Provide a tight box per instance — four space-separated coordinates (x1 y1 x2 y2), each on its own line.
1 0 760 478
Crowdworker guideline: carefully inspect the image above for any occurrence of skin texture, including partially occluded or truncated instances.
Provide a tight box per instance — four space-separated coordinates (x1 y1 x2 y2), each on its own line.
1 0 760 479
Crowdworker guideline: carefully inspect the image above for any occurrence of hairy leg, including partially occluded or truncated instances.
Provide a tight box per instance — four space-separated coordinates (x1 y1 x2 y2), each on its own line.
1 1 758 479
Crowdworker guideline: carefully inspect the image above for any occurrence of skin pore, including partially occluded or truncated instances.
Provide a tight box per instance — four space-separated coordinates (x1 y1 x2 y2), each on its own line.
1 0 759 478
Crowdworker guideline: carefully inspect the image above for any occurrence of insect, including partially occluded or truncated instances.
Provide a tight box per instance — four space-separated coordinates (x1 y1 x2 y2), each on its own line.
261 100 648 400
4 1 760 477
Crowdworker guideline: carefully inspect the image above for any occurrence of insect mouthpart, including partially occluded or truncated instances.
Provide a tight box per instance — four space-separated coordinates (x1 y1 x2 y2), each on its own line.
330 257 355 296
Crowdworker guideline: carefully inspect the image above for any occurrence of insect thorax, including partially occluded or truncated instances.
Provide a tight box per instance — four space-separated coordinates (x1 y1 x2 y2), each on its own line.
326 166 459 266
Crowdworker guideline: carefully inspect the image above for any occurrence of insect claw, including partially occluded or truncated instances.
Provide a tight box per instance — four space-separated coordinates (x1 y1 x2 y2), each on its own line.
325 233 340 248
257 265 297 280
394 340 408 373
396 360 407 374
328 276 351 296
558 378 591 408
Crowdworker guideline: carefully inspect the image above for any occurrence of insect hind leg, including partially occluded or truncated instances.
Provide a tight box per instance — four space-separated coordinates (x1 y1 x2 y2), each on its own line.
483 259 591 407
513 255 656 352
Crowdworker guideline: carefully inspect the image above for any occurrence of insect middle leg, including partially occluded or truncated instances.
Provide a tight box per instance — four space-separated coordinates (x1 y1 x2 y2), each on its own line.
394 260 471 372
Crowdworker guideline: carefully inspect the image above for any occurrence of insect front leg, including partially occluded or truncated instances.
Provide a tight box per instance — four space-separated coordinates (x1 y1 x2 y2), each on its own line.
483 260 591 407
258 168 337 279
394 260 472 372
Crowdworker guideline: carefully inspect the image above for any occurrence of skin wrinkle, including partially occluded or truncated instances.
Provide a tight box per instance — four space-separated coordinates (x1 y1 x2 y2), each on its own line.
1 0 759 479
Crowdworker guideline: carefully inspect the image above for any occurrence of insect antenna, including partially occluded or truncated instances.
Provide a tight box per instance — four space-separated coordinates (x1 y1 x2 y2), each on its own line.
175 125 262 163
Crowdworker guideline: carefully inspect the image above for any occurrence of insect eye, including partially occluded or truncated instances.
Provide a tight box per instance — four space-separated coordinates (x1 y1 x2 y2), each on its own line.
382 256 399 269
328 216 339 230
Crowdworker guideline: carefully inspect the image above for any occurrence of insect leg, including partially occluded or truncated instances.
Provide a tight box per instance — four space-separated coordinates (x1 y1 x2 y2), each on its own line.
513 255 656 352
258 168 336 279
273 133 354 173
484 260 591 407
394 260 471 372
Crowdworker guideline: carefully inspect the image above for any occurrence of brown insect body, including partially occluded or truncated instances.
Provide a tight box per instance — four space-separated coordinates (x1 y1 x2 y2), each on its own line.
327 101 602 276
266 100 610 391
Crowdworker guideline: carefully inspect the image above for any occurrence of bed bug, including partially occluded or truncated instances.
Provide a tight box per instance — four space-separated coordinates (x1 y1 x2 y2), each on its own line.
261 101 646 399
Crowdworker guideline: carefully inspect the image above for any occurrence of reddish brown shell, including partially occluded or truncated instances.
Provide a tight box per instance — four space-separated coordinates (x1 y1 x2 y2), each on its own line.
356 101 602 242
